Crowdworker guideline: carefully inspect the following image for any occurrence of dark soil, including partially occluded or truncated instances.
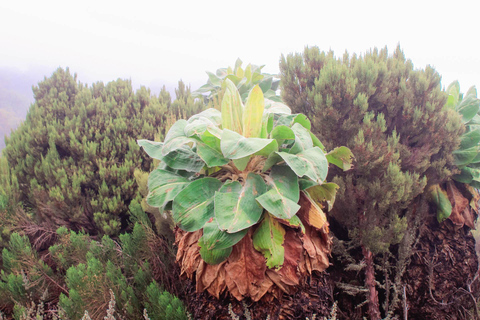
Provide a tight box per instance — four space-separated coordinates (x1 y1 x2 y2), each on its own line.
183 272 333 320
405 217 480 320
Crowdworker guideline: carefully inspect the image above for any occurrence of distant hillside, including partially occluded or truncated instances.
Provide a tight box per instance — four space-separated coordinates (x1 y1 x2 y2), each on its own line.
0 67 46 151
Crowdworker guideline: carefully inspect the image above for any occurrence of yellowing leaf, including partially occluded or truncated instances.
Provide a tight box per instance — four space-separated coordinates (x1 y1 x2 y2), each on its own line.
298 192 327 230
243 85 265 138
305 182 339 211
326 146 354 171
221 79 243 134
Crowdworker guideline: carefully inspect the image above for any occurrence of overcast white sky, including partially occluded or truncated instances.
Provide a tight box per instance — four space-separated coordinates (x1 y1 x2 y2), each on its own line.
1 0 479 95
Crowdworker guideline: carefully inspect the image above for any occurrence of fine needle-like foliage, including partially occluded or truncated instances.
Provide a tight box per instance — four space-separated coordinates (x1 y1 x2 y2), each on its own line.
279 46 464 319
139 75 352 301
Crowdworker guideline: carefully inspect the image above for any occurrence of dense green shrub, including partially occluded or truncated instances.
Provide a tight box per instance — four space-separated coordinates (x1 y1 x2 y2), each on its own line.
3 68 203 236
280 46 464 318
0 233 59 311
280 45 462 249
0 209 182 319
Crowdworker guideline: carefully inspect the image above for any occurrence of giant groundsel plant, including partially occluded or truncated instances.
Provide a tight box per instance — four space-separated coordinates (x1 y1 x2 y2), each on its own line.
430 81 480 225
138 78 352 300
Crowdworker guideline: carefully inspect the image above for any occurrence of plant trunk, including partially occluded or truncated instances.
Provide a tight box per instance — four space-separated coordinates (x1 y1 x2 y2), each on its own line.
363 245 381 320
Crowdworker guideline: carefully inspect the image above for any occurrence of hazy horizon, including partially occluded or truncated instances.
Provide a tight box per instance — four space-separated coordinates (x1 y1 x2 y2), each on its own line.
1 0 479 100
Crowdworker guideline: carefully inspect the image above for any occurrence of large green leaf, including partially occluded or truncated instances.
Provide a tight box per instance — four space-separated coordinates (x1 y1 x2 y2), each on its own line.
298 178 318 190
310 133 325 151
276 215 305 233
200 128 222 150
162 147 205 172
466 86 478 98
200 217 248 250
460 128 480 150
189 108 222 126
304 182 339 211
146 169 189 209
198 236 232 265
137 140 164 160
162 120 194 155
221 79 244 134
453 146 480 167
274 113 311 130
259 76 273 93
446 81 460 108
256 166 301 219
215 174 266 233
184 119 208 137
457 95 480 123
270 125 295 141
468 114 480 126
454 166 480 185
429 184 452 223
172 178 222 231
221 129 278 159
453 167 474 184
289 123 313 154
243 85 264 138
194 138 229 167
232 156 250 171
264 100 291 115
326 146 354 170
276 147 329 184
207 71 221 86
252 213 285 269
262 152 282 172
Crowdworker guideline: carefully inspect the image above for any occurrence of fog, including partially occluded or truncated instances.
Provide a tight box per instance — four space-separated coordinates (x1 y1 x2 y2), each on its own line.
1 0 479 95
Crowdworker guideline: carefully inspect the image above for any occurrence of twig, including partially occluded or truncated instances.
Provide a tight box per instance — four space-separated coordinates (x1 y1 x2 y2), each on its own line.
402 285 408 320
423 247 452 306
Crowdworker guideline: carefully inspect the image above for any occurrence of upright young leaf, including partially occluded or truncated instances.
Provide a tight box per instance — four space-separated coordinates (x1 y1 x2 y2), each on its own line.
221 79 243 134
243 85 265 138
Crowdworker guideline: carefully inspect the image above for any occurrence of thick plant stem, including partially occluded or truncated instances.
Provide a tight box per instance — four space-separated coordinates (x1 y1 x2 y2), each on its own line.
363 245 381 320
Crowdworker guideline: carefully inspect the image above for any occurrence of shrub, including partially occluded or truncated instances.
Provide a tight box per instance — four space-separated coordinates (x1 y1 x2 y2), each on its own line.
3 69 204 236
279 46 464 318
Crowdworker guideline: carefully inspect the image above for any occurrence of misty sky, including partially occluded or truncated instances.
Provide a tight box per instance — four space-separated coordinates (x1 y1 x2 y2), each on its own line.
1 0 479 95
